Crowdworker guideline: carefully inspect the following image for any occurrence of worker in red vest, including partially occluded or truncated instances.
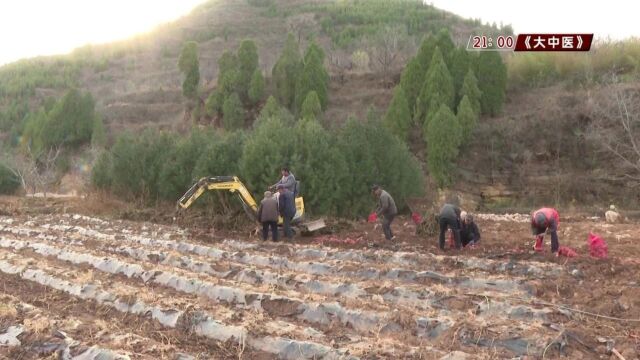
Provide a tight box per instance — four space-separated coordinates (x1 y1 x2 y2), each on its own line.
531 207 560 254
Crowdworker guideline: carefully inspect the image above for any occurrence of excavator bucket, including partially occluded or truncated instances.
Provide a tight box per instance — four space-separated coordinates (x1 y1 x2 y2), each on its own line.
300 219 326 233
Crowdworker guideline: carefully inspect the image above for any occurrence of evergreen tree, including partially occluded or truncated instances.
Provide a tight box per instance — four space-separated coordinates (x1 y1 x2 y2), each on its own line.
426 104 462 188
383 86 411 141
91 114 106 149
258 96 281 120
42 89 96 150
400 36 436 117
218 51 238 80
300 91 322 121
476 51 507 115
222 93 245 131
417 48 454 125
21 109 47 156
457 95 477 144
304 41 326 65
248 69 265 105
255 95 294 127
450 47 471 102
204 89 221 117
291 119 348 215
91 151 112 190
272 34 302 109
416 35 437 69
178 41 200 99
295 41 329 112
460 69 482 115
158 129 211 200
237 40 259 99
337 117 424 217
193 131 245 178
435 28 455 64
399 58 424 118
240 117 295 193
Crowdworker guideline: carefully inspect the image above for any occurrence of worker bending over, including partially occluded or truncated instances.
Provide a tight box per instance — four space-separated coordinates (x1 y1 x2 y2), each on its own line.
531 207 560 253
460 213 481 247
439 203 462 250
372 185 397 241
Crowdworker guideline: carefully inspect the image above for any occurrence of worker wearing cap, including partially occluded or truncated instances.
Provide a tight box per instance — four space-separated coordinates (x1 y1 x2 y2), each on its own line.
531 207 560 253
372 185 397 241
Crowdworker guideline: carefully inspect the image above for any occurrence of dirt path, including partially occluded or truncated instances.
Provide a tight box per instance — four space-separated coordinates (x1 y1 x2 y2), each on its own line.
0 210 638 359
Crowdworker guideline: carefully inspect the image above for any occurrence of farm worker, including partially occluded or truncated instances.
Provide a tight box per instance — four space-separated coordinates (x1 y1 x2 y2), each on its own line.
277 184 296 239
257 191 279 242
271 167 297 196
605 205 620 223
531 207 560 253
460 214 481 247
439 204 462 250
372 185 398 241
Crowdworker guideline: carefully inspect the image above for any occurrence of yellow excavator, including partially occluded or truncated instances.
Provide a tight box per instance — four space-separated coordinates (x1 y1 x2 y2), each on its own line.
177 176 325 233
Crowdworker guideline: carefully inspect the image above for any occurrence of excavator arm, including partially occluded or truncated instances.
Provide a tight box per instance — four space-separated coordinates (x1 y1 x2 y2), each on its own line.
177 176 259 220
177 176 324 232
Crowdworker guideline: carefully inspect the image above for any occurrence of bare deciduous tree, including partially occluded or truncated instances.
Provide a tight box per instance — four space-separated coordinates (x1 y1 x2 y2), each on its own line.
369 26 407 77
287 14 314 45
327 49 351 85
587 75 640 182
3 145 62 197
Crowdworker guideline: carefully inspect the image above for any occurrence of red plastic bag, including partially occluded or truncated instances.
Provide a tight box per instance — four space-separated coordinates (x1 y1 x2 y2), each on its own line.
368 212 378 223
411 212 423 225
588 232 608 259
558 246 578 257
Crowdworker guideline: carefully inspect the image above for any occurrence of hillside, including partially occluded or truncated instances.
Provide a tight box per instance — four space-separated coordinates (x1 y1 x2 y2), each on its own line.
0 0 503 137
1 0 639 210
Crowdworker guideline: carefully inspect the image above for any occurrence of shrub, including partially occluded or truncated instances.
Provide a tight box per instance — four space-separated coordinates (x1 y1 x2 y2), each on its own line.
0 164 20 194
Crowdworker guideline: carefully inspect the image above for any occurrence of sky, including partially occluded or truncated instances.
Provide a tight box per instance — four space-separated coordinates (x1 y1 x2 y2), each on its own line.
0 0 208 65
429 0 639 41
0 0 638 66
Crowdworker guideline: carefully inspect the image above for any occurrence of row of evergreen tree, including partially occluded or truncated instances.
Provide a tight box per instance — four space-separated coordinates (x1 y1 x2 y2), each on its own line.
178 33 330 130
92 98 423 216
383 29 507 186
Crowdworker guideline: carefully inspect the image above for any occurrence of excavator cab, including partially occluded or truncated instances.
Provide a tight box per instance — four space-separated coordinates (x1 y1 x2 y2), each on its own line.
177 176 325 233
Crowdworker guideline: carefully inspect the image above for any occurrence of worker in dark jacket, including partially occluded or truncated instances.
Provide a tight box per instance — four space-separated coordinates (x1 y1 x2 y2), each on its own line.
258 191 279 241
531 207 560 253
277 185 296 239
460 214 481 247
372 185 398 241
439 203 462 250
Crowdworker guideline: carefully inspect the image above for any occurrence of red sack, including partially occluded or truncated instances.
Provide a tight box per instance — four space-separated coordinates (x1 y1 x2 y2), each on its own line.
588 232 608 259
368 212 378 223
558 246 578 257
411 212 423 225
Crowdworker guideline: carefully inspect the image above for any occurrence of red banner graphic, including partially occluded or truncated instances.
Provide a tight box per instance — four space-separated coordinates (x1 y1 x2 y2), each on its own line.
514 34 593 51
